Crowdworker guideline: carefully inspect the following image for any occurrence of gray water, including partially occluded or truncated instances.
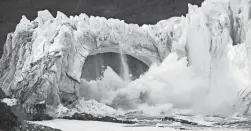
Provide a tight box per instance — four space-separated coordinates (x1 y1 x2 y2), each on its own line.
119 113 251 130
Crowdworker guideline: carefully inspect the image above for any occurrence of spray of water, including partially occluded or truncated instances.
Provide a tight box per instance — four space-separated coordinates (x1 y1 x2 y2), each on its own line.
78 51 246 117
77 6 248 116
119 48 131 83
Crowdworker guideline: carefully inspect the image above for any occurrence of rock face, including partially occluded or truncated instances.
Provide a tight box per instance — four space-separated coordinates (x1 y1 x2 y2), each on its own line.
0 88 58 131
0 86 7 99
0 98 19 131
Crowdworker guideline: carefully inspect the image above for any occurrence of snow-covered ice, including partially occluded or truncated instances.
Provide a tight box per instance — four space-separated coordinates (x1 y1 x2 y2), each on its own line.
1 98 18 106
73 98 118 116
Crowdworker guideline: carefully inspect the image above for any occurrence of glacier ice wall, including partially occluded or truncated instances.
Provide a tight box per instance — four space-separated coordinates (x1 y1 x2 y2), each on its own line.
1 0 251 117
0 10 172 116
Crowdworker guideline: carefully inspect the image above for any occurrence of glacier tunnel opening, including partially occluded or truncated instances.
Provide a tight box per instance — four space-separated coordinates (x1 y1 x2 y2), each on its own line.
81 52 149 81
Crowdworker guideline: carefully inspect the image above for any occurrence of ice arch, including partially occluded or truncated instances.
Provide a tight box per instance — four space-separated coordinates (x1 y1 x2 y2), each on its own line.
0 10 172 116
1 0 251 117
80 45 155 81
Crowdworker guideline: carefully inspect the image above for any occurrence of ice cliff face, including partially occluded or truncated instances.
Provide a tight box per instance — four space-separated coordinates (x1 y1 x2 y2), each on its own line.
0 10 172 116
1 0 251 117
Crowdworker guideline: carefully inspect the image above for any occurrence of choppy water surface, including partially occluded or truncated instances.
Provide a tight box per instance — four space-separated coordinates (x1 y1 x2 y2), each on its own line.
118 113 251 130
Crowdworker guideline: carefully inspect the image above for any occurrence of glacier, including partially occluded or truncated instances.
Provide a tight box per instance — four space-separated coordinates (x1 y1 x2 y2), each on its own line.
1 0 251 119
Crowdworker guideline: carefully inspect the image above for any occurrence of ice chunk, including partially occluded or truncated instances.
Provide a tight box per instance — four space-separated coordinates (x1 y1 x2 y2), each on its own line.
1 98 18 106
74 98 118 116
37 10 54 23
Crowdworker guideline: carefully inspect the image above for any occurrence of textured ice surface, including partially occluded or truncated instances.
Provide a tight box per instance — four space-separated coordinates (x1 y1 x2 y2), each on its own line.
1 0 251 119
73 98 118 116
0 9 171 116
1 98 18 106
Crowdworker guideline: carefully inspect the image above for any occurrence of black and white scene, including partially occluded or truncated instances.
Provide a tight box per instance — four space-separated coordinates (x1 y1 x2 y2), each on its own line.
1 0 251 130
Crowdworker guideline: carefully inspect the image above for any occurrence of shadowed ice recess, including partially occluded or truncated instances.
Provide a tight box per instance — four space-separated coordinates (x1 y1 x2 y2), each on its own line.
81 52 149 82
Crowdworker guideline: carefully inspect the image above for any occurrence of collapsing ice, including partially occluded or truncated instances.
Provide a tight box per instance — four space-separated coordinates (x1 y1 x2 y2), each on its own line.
1 0 251 118
80 0 251 117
